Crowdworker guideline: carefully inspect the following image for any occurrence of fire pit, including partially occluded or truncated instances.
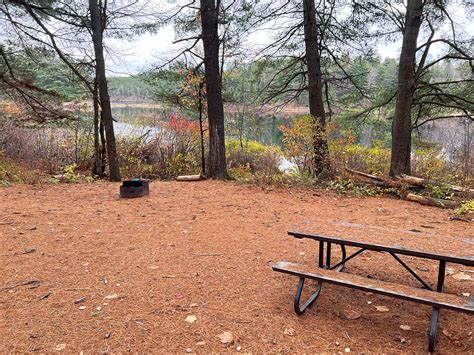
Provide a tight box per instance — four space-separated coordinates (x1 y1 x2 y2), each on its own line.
120 179 149 198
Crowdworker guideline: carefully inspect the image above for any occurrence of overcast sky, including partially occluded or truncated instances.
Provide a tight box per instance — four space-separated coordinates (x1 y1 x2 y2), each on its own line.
105 2 473 76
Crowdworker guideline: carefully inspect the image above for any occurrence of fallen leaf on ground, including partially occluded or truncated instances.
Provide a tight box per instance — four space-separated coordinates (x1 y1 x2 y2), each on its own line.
55 343 66 351
452 273 471 281
284 327 296 336
185 315 197 324
218 332 234 344
375 306 389 312
400 325 411 331
343 309 361 320
442 329 453 338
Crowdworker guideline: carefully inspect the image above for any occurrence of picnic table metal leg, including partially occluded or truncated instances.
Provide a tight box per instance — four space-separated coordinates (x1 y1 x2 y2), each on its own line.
294 276 322 315
428 260 446 353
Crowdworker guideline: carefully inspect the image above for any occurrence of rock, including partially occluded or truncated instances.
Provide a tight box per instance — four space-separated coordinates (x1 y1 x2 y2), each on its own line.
196 341 206 346
416 266 429 272
236 345 242 351
185 348 192 353
461 293 470 297
185 315 197 324
400 325 411 331
344 347 351 352
79 306 86 310
23 248 36 254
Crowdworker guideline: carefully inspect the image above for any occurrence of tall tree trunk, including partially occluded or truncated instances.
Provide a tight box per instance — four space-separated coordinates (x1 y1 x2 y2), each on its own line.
302 0 330 177
92 79 101 176
200 0 227 179
89 0 121 181
389 0 423 177
198 81 206 176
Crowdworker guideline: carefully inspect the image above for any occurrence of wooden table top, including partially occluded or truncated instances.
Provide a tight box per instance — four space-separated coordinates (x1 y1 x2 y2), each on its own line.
289 220 474 266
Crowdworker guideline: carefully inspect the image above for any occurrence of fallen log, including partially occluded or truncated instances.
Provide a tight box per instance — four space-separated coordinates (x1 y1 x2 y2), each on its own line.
345 167 405 188
395 174 425 187
405 193 460 209
176 174 204 182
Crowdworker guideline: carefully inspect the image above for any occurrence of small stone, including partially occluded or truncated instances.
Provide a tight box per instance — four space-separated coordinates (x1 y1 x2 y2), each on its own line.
79 306 86 310
185 315 197 324
105 333 111 339
299 252 305 256
190 303 199 307
462 293 470 297
284 327 296 336
344 347 351 353
236 345 242 351
185 348 192 353
400 325 411 331
196 341 206 346
335 341 340 346
416 266 429 272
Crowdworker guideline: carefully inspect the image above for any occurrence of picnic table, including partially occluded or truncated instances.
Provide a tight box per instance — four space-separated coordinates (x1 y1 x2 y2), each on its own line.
273 227 474 352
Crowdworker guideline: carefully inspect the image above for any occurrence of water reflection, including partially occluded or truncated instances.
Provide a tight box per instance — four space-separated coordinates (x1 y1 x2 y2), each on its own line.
111 105 289 146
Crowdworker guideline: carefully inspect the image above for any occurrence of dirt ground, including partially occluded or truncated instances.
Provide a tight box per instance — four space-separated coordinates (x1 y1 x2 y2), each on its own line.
1 180 472 353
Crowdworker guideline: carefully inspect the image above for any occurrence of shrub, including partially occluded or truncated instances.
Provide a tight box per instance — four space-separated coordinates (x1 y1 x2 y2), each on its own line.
226 139 281 175
454 200 474 216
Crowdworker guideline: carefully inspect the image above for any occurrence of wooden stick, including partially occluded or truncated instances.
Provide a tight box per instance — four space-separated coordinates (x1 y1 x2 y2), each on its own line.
405 194 459 209
345 167 385 182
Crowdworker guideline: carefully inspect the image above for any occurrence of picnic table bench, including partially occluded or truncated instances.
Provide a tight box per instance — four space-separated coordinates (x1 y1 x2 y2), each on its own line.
273 229 474 352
